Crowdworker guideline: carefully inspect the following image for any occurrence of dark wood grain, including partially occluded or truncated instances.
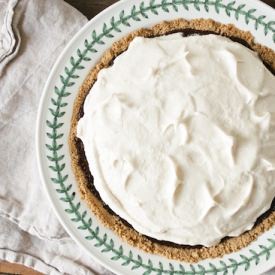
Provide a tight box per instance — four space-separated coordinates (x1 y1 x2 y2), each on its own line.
65 0 274 19
66 0 118 19
264 0 275 8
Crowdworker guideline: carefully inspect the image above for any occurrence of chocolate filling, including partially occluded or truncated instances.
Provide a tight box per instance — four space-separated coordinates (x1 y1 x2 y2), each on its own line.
74 29 275 249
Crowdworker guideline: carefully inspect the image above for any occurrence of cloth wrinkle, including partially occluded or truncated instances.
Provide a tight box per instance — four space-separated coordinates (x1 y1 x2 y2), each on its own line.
0 0 21 76
0 247 62 275
0 209 69 241
0 0 107 274
0 25 79 111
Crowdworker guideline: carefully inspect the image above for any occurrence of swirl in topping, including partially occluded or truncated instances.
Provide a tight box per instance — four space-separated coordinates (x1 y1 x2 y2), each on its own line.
77 34 275 246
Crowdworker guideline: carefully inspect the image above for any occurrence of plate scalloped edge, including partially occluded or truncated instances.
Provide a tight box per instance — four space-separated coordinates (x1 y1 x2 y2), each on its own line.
36 0 275 274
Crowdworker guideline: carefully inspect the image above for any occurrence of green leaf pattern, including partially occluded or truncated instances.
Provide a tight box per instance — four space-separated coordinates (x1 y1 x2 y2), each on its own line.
45 0 275 274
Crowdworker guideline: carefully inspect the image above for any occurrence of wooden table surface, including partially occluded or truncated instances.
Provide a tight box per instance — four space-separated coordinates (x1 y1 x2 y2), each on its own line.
1 0 274 274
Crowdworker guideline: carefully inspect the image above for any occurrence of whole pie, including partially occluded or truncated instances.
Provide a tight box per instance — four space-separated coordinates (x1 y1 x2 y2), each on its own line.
69 19 275 262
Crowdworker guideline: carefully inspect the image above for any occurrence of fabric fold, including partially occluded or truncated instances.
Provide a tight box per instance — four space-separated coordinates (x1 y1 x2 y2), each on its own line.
0 217 111 275
0 0 112 274
0 0 20 76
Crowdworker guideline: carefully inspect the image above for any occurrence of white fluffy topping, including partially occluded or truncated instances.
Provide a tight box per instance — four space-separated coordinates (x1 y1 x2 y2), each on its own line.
77 34 275 246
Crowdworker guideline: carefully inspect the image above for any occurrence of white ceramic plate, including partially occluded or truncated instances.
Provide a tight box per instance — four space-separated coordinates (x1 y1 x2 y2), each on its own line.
36 0 275 274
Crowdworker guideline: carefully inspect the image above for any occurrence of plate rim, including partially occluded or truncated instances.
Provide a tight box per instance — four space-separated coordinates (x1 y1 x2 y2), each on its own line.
36 1 129 274
36 1 275 274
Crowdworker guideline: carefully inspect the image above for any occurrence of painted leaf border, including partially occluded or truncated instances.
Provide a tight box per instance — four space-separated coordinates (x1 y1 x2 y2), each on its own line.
45 0 275 274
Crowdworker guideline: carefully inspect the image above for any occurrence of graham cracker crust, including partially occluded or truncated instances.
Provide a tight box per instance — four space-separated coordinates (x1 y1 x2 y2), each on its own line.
69 19 275 263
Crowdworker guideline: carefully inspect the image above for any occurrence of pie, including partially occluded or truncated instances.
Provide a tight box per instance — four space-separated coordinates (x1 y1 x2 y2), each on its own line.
69 19 275 262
